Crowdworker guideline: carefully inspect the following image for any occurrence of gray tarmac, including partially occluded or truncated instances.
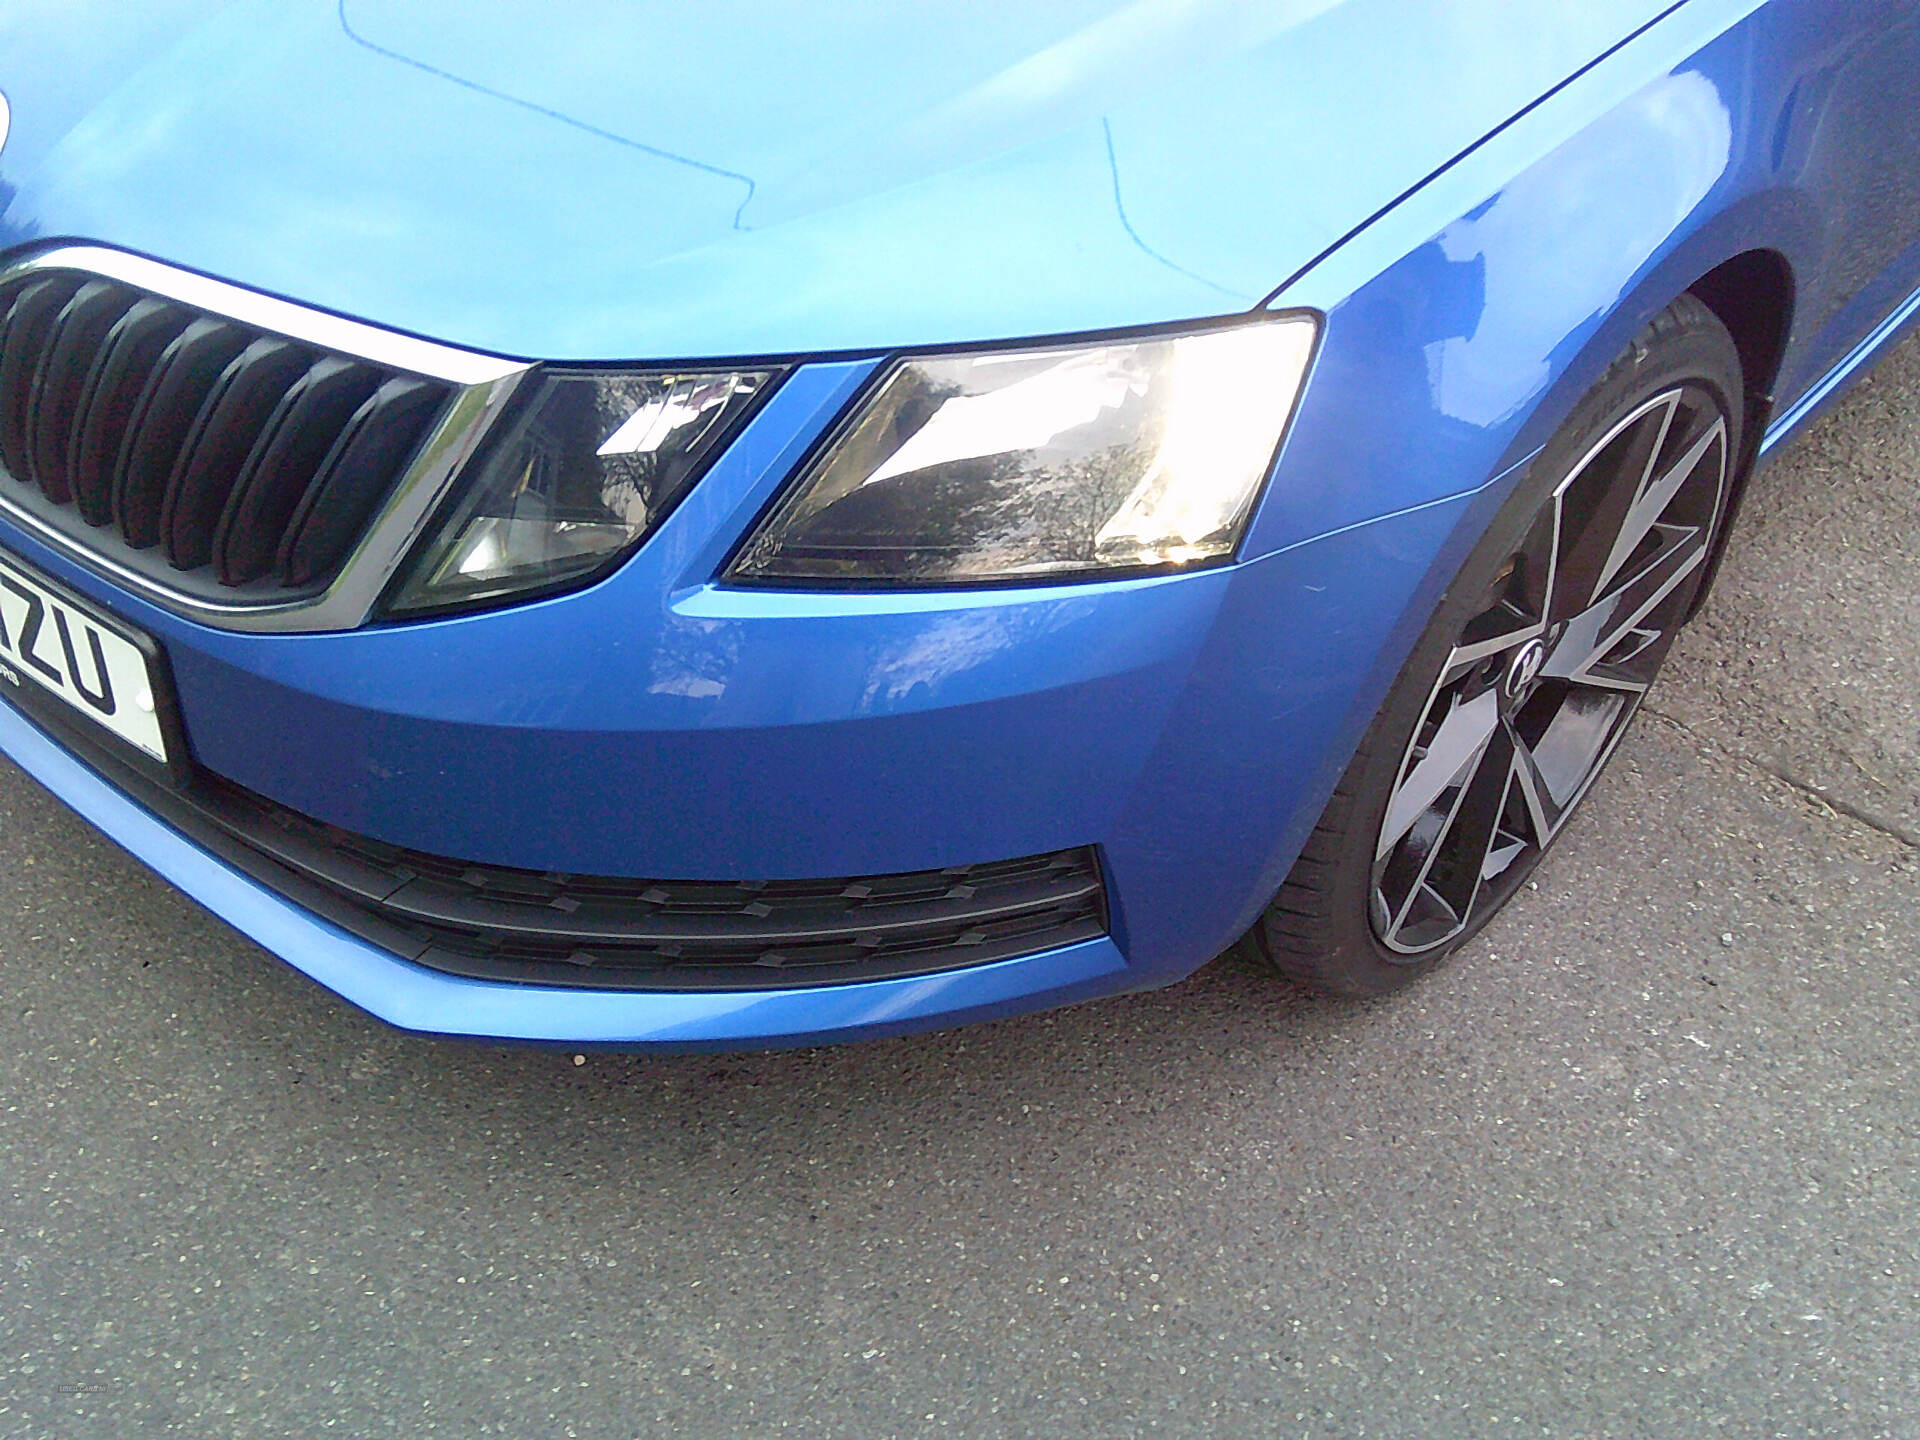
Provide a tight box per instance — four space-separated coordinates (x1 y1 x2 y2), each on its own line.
0 337 1916 1439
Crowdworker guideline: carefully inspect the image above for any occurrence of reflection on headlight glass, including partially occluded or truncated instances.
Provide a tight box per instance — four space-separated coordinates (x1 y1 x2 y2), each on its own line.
731 318 1314 585
390 368 772 614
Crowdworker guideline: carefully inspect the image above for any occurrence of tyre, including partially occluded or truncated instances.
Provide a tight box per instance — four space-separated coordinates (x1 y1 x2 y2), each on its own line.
1257 295 1743 996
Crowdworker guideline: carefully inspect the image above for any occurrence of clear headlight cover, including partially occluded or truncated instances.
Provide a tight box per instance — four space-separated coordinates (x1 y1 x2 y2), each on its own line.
728 317 1315 586
389 367 774 615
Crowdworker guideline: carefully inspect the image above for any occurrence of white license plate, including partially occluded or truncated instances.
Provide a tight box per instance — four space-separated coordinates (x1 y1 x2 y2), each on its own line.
0 553 169 763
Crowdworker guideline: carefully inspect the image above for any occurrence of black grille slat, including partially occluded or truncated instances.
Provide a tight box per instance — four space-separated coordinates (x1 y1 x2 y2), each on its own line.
0 263 455 600
27 281 135 506
0 275 84 489
277 375 442 587
68 299 193 525
212 356 380 586
378 868 1104 948
113 317 251 548
160 335 313 570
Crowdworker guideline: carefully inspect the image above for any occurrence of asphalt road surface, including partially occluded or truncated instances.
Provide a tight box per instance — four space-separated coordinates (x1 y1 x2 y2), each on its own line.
1 336 1917 1440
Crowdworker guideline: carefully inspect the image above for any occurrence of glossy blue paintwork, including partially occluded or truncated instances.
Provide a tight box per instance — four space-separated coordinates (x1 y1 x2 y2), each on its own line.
0 0 1917 1046
0 0 1679 358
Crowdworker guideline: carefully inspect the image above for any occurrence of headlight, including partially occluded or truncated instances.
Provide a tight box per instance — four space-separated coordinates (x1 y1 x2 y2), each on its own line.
388 366 775 615
728 316 1315 586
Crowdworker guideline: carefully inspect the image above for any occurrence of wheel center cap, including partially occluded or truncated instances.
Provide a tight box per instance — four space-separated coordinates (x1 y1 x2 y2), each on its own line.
1504 637 1549 700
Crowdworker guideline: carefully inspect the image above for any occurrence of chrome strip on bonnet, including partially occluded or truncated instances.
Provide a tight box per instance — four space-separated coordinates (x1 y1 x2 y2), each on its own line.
0 244 533 634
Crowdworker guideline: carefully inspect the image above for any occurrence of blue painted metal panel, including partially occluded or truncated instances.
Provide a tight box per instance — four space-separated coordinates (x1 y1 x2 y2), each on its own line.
3 0 1675 357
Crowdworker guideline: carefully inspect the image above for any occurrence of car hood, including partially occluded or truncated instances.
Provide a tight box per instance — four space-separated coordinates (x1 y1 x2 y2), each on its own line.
0 0 1672 359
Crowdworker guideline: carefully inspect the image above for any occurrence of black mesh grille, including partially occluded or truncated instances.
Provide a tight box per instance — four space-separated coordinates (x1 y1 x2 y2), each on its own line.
0 271 453 599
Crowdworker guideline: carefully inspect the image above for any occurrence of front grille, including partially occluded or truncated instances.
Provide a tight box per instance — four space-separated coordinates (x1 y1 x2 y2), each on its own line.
0 269 453 600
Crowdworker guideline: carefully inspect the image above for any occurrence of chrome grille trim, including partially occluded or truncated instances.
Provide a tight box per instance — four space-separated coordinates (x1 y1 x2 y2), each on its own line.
0 245 532 633
4 246 522 387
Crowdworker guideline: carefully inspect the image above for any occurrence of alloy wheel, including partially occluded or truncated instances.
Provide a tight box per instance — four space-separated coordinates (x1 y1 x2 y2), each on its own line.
1370 384 1731 955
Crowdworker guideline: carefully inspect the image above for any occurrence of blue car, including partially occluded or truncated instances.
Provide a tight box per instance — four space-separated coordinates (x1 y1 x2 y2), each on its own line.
0 2 1914 1048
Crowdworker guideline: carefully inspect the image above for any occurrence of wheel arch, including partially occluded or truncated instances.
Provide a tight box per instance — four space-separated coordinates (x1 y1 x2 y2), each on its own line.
1479 218 1808 623
1687 247 1796 408
1494 202 1810 477
1682 246 1797 615
1328 227 1791 703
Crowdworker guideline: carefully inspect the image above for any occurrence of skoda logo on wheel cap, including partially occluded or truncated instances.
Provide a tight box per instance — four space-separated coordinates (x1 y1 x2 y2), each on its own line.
1504 637 1549 700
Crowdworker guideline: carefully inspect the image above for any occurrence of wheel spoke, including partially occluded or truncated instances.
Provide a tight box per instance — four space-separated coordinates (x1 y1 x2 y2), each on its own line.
1561 654 1655 694
1417 720 1519 923
1448 497 1561 674
1592 415 1726 596
1528 491 1564 638
1545 520 1708 686
1376 687 1500 860
1508 728 1565 842
1383 721 1502 942
1444 620 1540 678
1546 394 1678 623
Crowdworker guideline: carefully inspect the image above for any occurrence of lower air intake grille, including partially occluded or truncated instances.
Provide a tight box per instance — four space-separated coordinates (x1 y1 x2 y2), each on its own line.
11 673 1111 991
210 779 1113 990
0 269 452 599
194 770 1110 989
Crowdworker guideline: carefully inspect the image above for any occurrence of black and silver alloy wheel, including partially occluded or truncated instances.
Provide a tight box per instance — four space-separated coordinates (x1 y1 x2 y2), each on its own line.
1257 295 1744 997
1372 384 1729 954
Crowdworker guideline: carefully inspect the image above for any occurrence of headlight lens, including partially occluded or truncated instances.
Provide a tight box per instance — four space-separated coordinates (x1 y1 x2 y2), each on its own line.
728 316 1315 586
389 366 774 615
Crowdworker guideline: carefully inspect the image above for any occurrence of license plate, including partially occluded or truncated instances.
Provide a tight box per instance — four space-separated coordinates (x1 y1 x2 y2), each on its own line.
0 553 170 763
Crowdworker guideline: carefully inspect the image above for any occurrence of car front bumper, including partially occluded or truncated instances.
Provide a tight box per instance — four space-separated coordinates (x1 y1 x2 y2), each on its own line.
0 352 1484 1048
